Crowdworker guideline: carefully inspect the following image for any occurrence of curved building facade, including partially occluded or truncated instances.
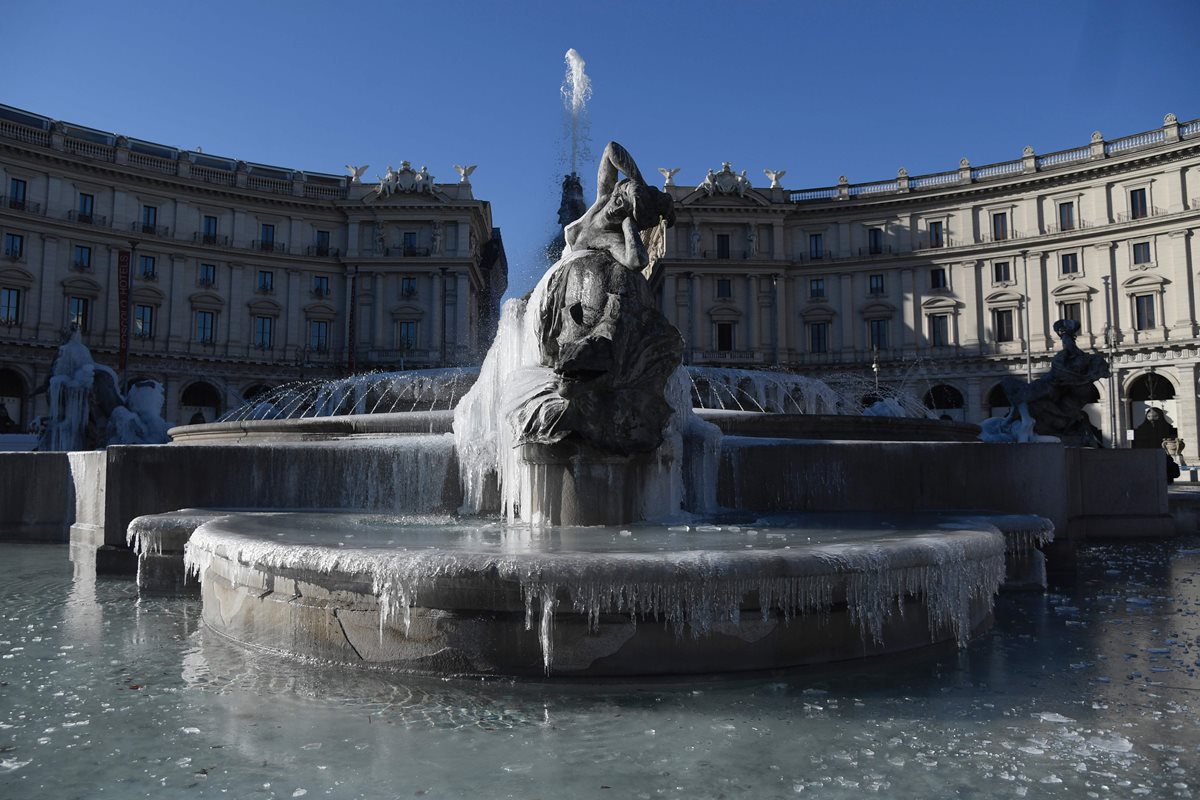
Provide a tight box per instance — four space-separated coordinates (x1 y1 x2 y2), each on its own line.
651 113 1200 447
0 104 506 426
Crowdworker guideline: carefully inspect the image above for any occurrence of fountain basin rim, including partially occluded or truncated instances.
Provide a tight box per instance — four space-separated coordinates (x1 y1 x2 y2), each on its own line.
168 410 455 443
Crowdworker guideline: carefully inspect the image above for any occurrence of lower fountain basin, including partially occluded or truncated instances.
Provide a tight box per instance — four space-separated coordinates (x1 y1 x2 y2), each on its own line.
183 512 1026 678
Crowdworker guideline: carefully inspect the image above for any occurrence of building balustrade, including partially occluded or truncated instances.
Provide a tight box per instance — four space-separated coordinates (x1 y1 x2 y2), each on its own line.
67 210 107 227
70 260 92 272
132 222 171 237
305 245 340 257
253 240 287 254
1 196 41 215
193 232 230 247
1116 207 1166 223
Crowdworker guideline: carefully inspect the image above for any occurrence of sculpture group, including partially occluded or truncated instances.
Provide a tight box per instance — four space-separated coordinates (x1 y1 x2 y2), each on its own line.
514 141 682 454
374 162 436 198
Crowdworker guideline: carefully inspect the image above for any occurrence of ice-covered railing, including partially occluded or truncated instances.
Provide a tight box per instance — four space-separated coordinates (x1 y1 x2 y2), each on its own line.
220 368 480 422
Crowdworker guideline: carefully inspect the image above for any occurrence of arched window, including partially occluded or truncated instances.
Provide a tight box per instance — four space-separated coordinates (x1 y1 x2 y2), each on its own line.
181 381 222 424
984 383 1010 418
0 367 26 430
923 383 965 422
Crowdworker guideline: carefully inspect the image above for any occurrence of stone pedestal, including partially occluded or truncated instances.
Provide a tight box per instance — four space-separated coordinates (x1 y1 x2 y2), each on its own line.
516 442 670 525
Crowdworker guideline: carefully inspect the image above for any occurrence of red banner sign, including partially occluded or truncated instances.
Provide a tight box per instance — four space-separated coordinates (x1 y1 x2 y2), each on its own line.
117 250 131 375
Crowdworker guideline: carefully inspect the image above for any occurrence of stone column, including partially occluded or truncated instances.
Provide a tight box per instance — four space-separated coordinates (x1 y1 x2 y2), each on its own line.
959 260 981 350
1024 251 1047 351
37 235 59 338
285 268 301 358
839 273 855 353
1175 362 1199 467
772 221 786 261
690 273 702 356
1092 242 1119 339
899 268 915 352
1167 229 1196 338
745 275 758 353
430 271 443 360
774 273 788 362
456 270 470 358
965 376 983 423
347 220 360 257
662 272 676 328
371 272 386 353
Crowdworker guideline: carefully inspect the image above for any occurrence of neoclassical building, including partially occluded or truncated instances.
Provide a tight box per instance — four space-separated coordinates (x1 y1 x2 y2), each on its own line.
0 104 506 425
650 113 1200 447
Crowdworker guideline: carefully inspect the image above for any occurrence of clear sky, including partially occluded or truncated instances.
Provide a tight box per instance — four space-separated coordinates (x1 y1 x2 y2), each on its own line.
4 0 1197 296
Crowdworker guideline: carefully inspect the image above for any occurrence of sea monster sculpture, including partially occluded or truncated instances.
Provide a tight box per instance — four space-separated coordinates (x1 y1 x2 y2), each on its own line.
513 141 682 454
982 318 1109 446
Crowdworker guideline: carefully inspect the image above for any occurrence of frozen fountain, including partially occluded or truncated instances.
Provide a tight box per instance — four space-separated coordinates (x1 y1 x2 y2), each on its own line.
123 139 1087 678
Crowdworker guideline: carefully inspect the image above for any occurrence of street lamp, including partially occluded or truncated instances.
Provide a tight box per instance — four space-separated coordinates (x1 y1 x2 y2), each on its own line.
1102 274 1119 446
1020 250 1032 382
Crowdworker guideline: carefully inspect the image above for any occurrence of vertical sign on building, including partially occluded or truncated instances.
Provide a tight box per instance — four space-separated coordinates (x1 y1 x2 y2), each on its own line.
346 273 357 373
117 250 131 375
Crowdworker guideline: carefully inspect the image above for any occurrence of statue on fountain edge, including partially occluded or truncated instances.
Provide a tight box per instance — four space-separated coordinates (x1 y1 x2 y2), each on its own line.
513 141 683 455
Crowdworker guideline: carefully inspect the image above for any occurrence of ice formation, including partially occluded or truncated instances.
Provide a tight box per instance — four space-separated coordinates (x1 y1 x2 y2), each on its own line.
40 330 171 450
184 514 1010 673
453 254 720 523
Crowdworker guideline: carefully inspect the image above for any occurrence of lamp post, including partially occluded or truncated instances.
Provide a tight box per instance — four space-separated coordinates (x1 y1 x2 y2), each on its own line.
1102 274 1119 446
119 240 138 390
1020 250 1033 382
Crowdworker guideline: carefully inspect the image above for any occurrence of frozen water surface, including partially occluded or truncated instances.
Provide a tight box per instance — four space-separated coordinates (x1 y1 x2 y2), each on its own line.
2 537 1199 799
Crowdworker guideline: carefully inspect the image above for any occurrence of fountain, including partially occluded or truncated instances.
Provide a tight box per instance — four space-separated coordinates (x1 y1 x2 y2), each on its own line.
114 140 1091 678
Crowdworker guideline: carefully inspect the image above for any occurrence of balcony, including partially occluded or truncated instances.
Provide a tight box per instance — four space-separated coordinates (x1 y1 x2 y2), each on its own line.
1116 207 1165 223
310 287 331 300
255 283 274 295
401 246 431 257
197 277 216 289
253 240 287 254
67 210 107 227
193 232 230 246
133 222 171 237
306 245 340 257
70 260 93 273
3 249 24 262
139 270 158 281
2 196 41 215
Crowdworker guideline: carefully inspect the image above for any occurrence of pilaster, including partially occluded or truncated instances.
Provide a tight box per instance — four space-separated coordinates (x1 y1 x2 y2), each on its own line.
1168 230 1196 337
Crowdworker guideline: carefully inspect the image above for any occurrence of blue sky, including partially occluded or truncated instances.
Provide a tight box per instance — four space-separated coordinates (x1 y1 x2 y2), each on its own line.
4 0 1197 296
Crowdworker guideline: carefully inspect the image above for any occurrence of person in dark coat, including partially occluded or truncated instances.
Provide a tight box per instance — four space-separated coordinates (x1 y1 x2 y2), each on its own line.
1133 407 1180 482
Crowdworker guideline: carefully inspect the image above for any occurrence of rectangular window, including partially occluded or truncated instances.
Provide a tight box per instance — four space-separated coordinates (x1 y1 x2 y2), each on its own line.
403 231 418 255
8 178 26 210
993 261 1010 284
716 322 734 352
991 212 1008 241
809 278 825 299
1060 302 1081 323
141 205 158 233
253 316 273 348
1132 241 1152 265
0 287 20 324
68 296 89 332
308 320 330 351
133 304 154 338
400 276 417 297
869 274 885 294
1130 188 1148 220
868 318 889 350
1060 253 1079 274
929 221 944 248
930 267 947 289
257 270 274 293
395 320 418 350
202 215 218 243
312 275 330 297
716 278 732 298
260 223 275 250
194 310 215 343
77 193 94 222
1135 294 1156 330
808 322 828 354
72 245 92 270
3 233 24 260
993 309 1014 342
139 255 156 278
716 234 730 259
315 229 331 256
809 233 824 260
198 263 216 286
1058 202 1075 231
929 314 949 346
868 227 883 254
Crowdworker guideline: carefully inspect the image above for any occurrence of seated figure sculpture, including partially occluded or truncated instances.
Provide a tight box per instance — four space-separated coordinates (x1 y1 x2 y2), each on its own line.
512 141 682 455
985 318 1110 446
